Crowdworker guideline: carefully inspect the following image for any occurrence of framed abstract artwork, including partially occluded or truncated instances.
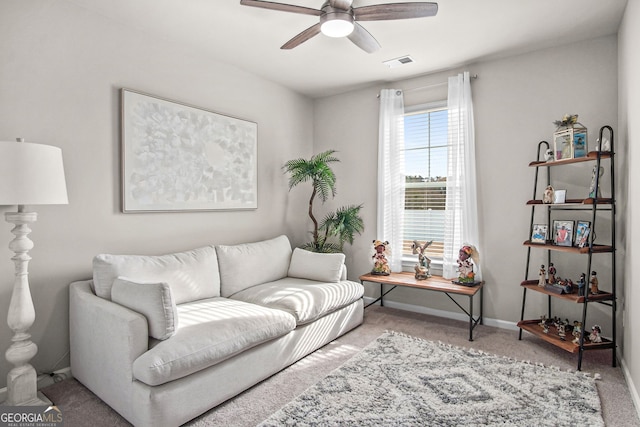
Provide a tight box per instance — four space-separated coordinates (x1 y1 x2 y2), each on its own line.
121 89 258 212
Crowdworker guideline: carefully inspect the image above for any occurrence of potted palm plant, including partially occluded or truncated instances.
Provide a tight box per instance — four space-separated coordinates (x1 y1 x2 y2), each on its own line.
283 150 364 253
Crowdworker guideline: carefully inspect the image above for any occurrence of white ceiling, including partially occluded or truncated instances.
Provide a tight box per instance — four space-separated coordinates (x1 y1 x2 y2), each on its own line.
67 0 627 98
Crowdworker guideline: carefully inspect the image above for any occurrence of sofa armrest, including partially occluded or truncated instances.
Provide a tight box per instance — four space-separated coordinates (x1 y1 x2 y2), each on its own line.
69 280 148 422
341 264 347 281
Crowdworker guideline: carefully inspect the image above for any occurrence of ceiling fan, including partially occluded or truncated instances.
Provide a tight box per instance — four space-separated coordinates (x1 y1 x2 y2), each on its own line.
239 0 438 53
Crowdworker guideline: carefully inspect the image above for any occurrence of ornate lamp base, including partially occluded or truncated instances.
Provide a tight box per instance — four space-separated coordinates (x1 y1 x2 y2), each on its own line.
1 210 51 406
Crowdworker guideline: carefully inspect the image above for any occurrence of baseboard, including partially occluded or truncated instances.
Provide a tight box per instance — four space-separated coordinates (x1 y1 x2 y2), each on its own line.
363 296 520 331
620 356 640 420
0 367 72 403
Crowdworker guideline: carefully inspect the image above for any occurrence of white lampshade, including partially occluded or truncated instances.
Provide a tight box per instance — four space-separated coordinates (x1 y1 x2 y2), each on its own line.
0 140 68 206
320 13 354 38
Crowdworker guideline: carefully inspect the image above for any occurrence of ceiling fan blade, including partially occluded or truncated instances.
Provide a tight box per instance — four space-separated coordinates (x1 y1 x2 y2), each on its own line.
347 22 381 53
329 0 353 9
240 0 322 16
281 23 322 49
354 2 438 21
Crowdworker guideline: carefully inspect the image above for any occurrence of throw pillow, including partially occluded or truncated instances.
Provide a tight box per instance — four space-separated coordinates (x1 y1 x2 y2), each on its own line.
111 277 178 340
287 248 345 283
92 245 219 304
217 235 292 297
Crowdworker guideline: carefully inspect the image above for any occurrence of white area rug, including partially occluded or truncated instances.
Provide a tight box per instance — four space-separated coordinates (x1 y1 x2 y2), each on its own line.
259 331 604 426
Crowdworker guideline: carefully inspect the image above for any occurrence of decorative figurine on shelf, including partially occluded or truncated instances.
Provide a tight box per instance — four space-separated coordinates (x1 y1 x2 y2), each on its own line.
576 273 587 296
548 263 556 284
596 137 611 152
572 321 583 344
538 315 547 328
542 321 550 334
456 245 479 284
589 325 602 343
538 265 546 287
544 148 554 162
371 240 391 276
589 165 604 199
590 271 599 294
543 185 555 204
557 321 567 340
412 240 432 280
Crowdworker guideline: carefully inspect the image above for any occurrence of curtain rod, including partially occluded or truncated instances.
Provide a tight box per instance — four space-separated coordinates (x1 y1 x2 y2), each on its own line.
377 74 478 98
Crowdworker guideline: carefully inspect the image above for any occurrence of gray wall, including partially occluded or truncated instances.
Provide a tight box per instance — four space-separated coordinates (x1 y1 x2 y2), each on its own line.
619 0 640 409
0 1 314 389
315 36 621 341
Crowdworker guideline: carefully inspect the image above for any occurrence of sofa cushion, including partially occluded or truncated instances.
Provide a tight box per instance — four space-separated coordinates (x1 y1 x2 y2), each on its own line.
111 277 178 340
230 277 364 325
217 235 292 297
287 248 345 283
93 245 220 304
132 297 296 386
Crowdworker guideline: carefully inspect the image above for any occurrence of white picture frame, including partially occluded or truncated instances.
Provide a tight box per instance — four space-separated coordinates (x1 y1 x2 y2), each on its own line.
553 189 567 204
121 89 258 212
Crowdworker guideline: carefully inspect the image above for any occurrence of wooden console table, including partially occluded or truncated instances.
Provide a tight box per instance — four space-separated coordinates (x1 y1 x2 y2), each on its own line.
359 272 484 341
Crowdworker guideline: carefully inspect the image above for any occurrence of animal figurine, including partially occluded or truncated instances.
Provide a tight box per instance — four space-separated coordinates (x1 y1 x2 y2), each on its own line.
371 240 391 276
457 244 479 284
412 240 432 280
544 148 554 162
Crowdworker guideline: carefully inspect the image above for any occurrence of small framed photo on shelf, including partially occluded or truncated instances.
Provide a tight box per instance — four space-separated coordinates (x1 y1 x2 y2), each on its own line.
573 132 587 158
553 220 574 247
575 220 591 248
553 189 567 204
531 224 548 244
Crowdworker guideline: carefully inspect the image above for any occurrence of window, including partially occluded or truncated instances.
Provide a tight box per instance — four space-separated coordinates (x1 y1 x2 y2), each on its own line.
402 101 448 264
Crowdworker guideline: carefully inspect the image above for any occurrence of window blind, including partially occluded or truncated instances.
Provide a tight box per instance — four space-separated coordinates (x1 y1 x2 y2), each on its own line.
402 104 448 259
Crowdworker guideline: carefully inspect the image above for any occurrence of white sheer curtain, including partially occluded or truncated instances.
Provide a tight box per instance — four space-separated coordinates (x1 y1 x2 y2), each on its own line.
442 72 482 280
377 89 405 272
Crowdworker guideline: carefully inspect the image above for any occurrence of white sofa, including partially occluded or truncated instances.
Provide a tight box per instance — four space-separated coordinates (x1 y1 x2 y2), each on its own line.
69 235 364 426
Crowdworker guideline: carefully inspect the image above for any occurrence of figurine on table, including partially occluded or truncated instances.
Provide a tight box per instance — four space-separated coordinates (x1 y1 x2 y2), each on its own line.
412 240 432 280
457 245 479 284
371 240 391 276
589 325 602 343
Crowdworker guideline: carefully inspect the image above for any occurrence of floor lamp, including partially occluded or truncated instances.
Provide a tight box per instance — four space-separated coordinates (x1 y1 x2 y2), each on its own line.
0 138 68 406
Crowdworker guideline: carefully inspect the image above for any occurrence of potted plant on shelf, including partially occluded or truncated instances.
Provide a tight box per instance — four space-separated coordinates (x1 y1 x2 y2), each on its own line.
283 149 364 253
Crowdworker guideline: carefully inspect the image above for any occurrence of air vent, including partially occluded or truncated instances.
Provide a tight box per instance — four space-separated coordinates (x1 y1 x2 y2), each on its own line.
383 55 415 68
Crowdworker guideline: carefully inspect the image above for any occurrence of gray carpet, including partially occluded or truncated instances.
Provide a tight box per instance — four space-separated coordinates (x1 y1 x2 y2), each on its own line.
41 306 640 426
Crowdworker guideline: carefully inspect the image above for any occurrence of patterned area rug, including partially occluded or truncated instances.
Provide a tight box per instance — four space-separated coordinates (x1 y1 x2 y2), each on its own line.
259 331 604 426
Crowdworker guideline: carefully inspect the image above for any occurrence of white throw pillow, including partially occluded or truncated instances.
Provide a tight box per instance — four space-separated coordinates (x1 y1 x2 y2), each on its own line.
111 277 178 340
92 245 220 304
217 235 292 297
287 248 345 283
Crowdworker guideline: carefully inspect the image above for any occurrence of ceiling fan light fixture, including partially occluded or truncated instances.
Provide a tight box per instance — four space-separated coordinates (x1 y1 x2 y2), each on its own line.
320 12 354 37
